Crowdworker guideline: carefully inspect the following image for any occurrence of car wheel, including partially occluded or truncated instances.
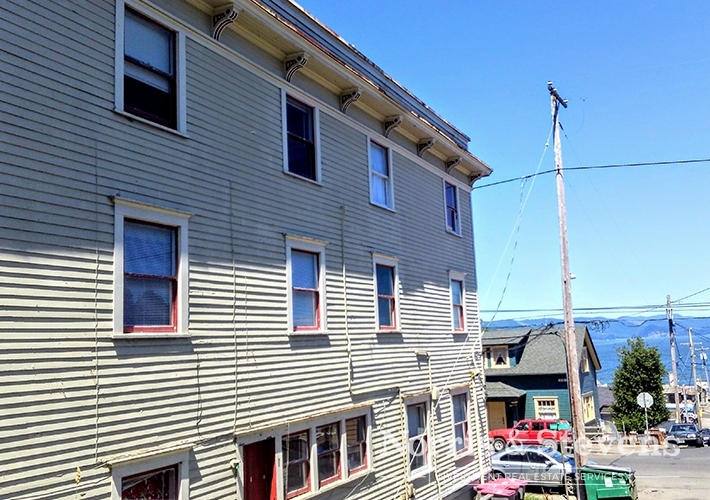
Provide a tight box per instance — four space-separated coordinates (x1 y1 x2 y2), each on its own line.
541 439 558 450
564 475 577 497
490 470 505 480
492 438 507 452
666 440 679 450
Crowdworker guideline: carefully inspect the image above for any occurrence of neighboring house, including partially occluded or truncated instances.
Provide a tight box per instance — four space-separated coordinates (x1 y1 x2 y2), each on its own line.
1 1 493 500
598 385 614 422
483 326 601 430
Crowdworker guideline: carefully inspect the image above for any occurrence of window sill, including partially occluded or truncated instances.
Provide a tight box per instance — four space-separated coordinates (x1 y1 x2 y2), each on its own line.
112 332 191 340
283 170 323 186
289 329 329 336
446 229 463 238
369 201 396 213
451 329 468 335
113 109 188 138
409 466 435 481
377 329 401 334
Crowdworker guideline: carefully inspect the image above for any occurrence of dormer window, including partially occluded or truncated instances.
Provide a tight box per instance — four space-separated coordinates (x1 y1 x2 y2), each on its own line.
486 346 509 368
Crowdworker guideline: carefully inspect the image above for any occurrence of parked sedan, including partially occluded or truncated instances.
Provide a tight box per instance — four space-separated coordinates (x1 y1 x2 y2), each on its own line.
665 423 704 447
699 428 710 446
490 445 579 495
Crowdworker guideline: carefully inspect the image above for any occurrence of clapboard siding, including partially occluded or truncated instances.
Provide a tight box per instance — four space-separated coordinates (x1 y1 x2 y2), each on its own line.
0 0 488 498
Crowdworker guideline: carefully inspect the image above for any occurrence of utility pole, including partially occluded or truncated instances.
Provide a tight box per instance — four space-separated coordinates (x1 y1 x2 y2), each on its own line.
689 328 698 397
667 295 681 422
548 82 585 469
699 347 709 405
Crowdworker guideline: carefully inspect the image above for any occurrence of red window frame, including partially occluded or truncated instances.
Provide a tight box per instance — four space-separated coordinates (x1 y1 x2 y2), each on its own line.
316 422 341 487
121 464 178 499
451 279 464 331
283 431 311 499
346 416 368 474
123 219 178 333
376 263 396 330
291 249 320 331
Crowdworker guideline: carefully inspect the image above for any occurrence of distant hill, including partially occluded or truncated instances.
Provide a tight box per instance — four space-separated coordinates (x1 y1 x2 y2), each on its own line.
482 315 710 386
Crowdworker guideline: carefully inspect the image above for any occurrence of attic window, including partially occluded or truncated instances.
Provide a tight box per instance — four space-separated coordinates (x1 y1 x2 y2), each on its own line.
581 348 590 373
486 346 509 368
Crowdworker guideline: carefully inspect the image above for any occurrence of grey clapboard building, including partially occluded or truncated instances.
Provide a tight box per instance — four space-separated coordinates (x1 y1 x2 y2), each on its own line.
1 1 493 499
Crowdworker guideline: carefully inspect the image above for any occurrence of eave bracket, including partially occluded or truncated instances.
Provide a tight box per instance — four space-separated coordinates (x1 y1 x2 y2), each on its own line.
284 52 309 82
213 3 240 40
340 88 361 113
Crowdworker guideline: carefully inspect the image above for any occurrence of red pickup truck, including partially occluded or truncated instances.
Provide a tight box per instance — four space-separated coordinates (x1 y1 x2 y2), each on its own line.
488 419 571 452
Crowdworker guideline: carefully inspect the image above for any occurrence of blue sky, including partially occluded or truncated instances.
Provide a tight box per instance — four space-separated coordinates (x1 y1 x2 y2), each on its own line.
295 1 710 322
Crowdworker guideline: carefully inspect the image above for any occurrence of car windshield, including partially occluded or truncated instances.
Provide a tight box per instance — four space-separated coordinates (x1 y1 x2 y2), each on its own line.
671 425 695 432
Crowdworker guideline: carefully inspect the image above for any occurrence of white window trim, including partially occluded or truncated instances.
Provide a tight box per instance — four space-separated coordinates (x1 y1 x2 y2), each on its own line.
236 408 371 500
533 397 560 420
113 197 191 337
110 448 190 500
282 90 322 184
443 180 462 236
450 389 472 457
114 0 187 134
405 395 432 479
368 137 395 211
372 253 400 332
286 235 327 334
448 270 467 333
487 345 510 368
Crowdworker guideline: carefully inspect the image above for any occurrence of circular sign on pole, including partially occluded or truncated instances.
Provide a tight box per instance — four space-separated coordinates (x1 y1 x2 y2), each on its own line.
637 392 653 408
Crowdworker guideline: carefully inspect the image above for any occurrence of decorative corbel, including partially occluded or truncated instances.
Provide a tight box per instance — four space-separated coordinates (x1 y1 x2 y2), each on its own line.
212 3 239 40
445 156 462 173
284 52 309 82
468 173 482 187
340 88 361 113
417 138 435 157
383 115 402 137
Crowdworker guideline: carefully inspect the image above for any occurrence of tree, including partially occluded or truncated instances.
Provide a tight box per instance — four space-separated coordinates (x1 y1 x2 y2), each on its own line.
611 336 668 433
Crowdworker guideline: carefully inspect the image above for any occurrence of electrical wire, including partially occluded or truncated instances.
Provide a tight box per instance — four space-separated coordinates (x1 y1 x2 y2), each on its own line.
472 158 710 190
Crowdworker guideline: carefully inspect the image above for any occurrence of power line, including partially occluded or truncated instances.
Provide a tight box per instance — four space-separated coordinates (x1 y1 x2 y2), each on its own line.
472 158 710 190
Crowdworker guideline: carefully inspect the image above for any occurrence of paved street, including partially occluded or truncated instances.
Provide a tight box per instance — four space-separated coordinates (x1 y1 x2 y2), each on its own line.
523 442 710 499
588 445 710 500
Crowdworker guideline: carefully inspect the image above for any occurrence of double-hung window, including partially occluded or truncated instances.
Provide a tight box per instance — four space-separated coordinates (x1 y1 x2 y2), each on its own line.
316 422 341 487
346 416 367 473
373 254 399 331
116 5 185 131
287 237 326 333
406 401 429 474
113 198 190 336
444 181 460 235
284 94 319 181
369 140 394 209
450 272 466 332
452 392 470 454
283 431 310 498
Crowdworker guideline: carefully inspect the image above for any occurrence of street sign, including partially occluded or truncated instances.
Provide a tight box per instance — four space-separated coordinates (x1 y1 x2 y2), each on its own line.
637 392 653 409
